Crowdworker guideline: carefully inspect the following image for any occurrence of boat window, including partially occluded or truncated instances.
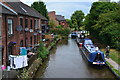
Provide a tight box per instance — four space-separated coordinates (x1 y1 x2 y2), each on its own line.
85 40 93 45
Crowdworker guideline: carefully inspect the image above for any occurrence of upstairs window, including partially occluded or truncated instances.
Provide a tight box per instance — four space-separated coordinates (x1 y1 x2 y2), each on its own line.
20 18 23 27
34 19 38 29
30 19 32 29
20 18 23 33
25 19 28 28
8 19 13 35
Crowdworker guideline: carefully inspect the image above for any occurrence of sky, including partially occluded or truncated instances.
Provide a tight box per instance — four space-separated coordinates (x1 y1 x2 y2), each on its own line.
20 0 119 19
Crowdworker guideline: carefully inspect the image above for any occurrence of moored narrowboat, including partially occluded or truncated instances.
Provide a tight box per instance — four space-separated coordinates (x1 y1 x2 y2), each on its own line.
80 38 106 65
71 32 78 39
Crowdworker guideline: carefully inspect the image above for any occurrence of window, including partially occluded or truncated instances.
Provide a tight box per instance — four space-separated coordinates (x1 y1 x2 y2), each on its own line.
25 38 28 47
20 18 23 27
8 19 13 35
30 36 32 46
30 19 32 29
20 40 23 47
34 19 38 29
25 19 28 28
34 36 36 44
20 18 23 33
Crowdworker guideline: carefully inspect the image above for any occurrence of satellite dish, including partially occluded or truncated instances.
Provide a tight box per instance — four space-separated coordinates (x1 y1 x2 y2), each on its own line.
16 25 23 31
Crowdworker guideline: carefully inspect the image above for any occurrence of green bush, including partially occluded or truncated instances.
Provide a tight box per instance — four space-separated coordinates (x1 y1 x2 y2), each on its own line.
50 28 71 36
37 42 49 59
56 25 62 29
18 69 29 79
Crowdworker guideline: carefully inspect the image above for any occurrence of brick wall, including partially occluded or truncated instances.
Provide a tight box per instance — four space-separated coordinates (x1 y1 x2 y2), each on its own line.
1 14 42 66
48 11 59 26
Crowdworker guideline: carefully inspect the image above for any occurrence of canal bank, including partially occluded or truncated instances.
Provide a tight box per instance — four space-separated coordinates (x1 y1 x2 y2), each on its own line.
87 35 120 79
18 36 62 79
34 38 116 78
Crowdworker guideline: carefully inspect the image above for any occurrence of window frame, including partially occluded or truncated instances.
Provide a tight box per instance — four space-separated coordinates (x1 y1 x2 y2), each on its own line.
25 19 28 28
8 18 13 35
30 19 32 29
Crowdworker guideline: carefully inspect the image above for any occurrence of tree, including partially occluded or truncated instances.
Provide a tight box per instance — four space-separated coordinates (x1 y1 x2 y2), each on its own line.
84 2 120 49
84 2 119 32
66 19 73 28
31 1 49 19
71 10 84 30
48 20 56 28
93 10 120 48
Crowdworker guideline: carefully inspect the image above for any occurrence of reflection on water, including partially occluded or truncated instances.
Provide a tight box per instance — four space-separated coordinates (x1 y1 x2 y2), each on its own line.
34 39 116 78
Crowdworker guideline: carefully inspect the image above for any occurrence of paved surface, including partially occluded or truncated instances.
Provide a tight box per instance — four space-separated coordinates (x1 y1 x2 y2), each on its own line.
105 58 120 71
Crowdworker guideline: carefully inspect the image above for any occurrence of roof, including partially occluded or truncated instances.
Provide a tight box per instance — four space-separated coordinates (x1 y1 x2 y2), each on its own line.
0 2 17 15
6 2 47 20
56 15 66 21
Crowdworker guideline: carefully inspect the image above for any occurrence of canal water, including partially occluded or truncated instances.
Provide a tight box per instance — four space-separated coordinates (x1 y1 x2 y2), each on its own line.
34 38 116 78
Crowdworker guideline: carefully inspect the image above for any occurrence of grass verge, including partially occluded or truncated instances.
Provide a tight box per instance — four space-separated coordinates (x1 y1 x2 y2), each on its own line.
101 49 120 65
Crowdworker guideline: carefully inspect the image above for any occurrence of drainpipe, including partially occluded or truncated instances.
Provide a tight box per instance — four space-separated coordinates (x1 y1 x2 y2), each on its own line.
5 15 8 67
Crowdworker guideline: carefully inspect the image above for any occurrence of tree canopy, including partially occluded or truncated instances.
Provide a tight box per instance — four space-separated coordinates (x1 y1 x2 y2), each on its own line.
84 2 119 31
84 2 120 49
31 1 49 19
71 10 84 30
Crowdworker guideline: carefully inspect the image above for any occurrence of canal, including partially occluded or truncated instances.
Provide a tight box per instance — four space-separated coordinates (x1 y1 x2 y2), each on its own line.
34 38 116 78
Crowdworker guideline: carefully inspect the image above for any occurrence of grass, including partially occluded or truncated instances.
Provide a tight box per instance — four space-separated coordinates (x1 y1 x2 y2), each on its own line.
106 61 114 68
106 61 120 77
112 69 120 76
101 49 120 65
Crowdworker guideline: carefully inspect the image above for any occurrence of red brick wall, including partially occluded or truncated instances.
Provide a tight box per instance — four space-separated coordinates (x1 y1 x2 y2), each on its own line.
2 14 42 66
59 21 69 28
48 11 59 26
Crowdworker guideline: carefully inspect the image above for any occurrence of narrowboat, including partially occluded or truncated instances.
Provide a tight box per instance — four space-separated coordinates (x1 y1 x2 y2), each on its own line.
71 32 78 39
80 38 106 65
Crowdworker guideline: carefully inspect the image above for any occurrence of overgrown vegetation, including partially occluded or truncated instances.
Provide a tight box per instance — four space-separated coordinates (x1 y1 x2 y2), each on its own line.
50 28 71 37
37 42 49 59
48 20 56 28
84 2 120 49
18 69 29 79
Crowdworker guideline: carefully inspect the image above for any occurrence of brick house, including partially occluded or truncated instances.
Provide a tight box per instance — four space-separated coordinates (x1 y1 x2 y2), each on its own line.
56 15 68 28
48 11 68 28
0 1 47 66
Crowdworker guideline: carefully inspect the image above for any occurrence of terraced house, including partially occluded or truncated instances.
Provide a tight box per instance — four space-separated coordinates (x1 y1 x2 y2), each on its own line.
0 1 48 66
